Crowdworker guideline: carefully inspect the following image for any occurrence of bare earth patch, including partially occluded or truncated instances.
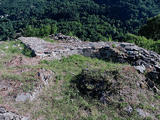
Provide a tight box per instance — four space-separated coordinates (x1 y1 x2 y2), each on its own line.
6 55 40 67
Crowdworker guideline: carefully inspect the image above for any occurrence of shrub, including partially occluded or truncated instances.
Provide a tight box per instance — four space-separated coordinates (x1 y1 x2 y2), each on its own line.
123 33 160 54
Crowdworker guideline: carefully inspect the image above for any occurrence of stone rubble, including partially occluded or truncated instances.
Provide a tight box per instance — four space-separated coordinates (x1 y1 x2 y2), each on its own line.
18 34 160 89
136 108 151 118
15 68 53 102
29 68 53 101
0 106 29 120
15 93 31 102
124 105 133 114
49 33 82 43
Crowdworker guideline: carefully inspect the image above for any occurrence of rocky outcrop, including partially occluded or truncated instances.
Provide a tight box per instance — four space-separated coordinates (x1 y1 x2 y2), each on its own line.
18 35 160 86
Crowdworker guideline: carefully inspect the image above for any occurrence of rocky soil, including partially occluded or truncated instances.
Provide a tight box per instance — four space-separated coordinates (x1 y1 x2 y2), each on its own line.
75 67 159 119
0 34 159 119
0 106 29 120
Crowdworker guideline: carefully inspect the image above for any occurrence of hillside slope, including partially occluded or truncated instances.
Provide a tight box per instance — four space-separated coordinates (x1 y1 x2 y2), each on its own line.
0 36 160 120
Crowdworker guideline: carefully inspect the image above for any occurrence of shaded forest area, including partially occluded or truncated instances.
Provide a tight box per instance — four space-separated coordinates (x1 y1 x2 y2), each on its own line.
0 0 160 43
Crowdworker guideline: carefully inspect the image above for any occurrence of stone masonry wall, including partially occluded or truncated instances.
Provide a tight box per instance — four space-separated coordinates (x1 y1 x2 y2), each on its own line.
18 34 160 86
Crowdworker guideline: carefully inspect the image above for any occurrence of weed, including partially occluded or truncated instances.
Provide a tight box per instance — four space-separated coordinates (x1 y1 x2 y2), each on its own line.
0 96 3 104
156 114 160 120
42 37 55 43
112 44 116 48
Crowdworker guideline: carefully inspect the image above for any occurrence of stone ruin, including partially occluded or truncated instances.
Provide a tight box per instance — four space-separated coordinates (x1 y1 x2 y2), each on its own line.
18 34 160 89
3 34 158 120
49 33 81 43
0 106 29 120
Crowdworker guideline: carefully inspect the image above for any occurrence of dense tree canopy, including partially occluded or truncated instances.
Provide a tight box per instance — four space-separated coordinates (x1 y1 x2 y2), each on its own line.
0 0 160 41
139 15 160 40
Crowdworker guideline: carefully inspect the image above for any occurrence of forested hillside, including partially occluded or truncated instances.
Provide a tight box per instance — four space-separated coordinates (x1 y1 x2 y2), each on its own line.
0 0 160 42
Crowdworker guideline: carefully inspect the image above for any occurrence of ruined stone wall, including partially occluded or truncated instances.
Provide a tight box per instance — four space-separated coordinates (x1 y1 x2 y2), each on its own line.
0 106 29 120
18 35 160 83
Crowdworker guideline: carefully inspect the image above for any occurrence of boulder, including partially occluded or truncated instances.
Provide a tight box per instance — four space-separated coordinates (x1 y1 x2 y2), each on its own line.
136 108 151 118
124 105 133 114
15 93 31 102
134 65 146 73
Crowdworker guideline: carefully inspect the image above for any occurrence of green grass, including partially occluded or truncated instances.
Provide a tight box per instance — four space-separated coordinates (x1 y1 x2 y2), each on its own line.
124 33 160 54
0 96 3 104
42 37 55 43
1 71 38 92
31 55 159 120
156 114 160 120
0 40 35 74
0 40 34 57
40 55 123 73
0 46 127 120
0 40 157 120
29 55 134 120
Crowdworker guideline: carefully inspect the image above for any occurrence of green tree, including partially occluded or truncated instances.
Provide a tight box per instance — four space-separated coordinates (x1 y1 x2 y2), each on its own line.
51 24 58 34
139 14 160 40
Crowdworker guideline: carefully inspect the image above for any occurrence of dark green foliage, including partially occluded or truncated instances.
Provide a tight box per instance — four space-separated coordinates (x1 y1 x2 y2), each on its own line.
0 0 160 41
139 15 160 40
75 69 120 100
21 44 36 57
123 33 160 54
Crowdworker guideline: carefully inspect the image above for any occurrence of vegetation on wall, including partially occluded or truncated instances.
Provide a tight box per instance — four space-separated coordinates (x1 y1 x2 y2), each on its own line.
123 33 160 54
